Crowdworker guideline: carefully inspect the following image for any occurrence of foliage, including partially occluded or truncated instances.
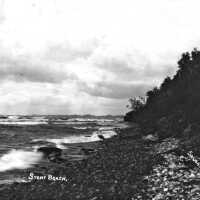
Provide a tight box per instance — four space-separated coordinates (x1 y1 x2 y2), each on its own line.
127 96 146 111
125 48 200 124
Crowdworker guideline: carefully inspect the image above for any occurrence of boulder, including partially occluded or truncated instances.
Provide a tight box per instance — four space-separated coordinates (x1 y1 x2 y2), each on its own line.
81 148 95 155
98 134 105 140
142 134 158 142
143 127 156 135
37 146 62 160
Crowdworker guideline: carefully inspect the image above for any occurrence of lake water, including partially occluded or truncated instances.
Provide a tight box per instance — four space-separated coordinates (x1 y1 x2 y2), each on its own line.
0 115 128 184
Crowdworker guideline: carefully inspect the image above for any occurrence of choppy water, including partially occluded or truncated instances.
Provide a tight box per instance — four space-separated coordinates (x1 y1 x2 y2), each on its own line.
0 115 128 184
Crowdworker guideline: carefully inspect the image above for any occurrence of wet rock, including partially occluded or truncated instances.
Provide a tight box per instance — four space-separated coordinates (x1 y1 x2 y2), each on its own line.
154 138 179 155
37 146 62 160
143 127 156 135
81 148 95 155
98 135 105 141
143 134 158 143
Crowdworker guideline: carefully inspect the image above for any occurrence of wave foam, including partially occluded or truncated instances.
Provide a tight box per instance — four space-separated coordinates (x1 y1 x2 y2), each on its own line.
33 130 117 147
0 149 43 172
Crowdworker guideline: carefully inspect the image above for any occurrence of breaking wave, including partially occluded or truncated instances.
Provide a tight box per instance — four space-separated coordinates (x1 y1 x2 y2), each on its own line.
0 149 43 172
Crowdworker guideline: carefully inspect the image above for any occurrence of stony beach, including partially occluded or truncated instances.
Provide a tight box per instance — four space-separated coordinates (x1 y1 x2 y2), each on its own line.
1 123 200 200
0 125 154 200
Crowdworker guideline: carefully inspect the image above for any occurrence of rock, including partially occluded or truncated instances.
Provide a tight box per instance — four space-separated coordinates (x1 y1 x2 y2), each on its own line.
142 134 158 142
98 135 105 141
37 146 62 160
90 197 98 200
154 138 179 154
81 148 95 155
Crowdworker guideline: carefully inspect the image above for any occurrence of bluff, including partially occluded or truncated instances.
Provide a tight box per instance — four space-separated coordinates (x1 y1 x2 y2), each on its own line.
125 48 200 139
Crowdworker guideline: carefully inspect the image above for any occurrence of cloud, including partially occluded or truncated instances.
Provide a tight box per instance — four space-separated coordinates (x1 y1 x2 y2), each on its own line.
0 81 75 114
143 64 176 79
24 96 73 115
44 39 100 62
0 96 73 115
0 38 100 84
0 37 178 115
0 55 77 83
79 81 152 99
0 0 6 23
0 0 198 115
91 49 177 83
0 81 128 115
94 56 136 77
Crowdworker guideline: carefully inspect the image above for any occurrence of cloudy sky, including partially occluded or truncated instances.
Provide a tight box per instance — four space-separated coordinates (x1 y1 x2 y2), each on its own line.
0 0 199 115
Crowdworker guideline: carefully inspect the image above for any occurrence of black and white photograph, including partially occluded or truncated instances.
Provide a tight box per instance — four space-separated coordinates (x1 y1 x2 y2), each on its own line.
1 0 200 199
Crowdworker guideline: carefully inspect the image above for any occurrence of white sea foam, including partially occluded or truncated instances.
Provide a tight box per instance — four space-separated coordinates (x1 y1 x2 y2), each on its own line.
73 126 92 130
32 140 67 149
7 115 19 120
0 115 48 125
0 178 28 185
33 130 117 147
0 149 43 172
67 118 114 122
0 121 47 125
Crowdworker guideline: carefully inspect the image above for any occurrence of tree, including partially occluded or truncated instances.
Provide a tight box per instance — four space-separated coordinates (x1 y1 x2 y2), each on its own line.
191 48 200 62
146 87 159 103
127 96 146 112
178 52 190 70
160 76 171 91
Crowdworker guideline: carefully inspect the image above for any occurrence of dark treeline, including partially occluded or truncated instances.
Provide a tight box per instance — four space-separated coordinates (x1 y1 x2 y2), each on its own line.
125 48 200 138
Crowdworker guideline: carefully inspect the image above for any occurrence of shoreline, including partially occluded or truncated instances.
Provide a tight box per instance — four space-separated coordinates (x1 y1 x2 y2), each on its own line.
2 124 198 199
0 126 158 200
